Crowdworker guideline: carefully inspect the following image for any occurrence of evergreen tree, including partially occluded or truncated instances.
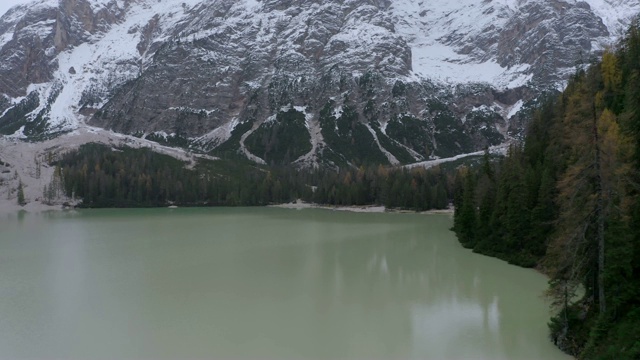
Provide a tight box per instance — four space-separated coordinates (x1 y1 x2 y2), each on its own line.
17 181 25 206
455 169 477 248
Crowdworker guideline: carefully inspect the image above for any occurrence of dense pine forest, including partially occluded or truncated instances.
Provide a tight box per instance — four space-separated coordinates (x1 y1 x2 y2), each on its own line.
453 24 640 359
52 144 453 211
54 144 308 207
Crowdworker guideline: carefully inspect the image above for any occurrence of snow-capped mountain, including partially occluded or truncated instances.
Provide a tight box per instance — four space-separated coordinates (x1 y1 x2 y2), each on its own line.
0 0 638 166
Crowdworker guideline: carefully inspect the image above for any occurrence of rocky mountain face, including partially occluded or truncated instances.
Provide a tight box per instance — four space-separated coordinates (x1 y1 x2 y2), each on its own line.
0 0 638 167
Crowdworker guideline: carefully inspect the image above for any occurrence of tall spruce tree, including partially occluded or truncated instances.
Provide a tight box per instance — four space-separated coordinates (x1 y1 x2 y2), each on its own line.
17 181 25 206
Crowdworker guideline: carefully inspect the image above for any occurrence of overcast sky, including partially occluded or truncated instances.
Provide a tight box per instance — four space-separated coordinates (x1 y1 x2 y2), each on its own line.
0 0 30 18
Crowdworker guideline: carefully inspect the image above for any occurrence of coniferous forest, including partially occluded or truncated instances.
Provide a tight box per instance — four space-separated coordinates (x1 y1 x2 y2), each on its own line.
453 23 640 359
55 144 453 211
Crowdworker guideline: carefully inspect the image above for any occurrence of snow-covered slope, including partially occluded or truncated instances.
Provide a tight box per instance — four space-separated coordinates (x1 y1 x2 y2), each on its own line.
391 0 531 87
587 0 640 36
0 0 638 167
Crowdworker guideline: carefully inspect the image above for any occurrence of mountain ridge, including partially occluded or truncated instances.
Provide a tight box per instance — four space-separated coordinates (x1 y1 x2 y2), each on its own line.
0 0 638 167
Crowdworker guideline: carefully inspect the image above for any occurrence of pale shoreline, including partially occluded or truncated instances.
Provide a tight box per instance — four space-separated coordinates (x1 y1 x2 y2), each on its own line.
0 199 67 216
0 198 454 216
270 201 386 213
270 200 454 215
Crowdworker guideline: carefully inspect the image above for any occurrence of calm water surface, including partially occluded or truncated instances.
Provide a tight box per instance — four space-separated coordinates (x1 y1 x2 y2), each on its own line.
0 208 571 359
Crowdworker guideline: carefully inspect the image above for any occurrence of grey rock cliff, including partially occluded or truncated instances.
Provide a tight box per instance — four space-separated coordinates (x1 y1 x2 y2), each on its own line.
0 0 637 166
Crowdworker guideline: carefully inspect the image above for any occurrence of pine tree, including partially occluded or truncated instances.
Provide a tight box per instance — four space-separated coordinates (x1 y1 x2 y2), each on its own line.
547 70 633 323
17 181 25 206
456 170 477 248
529 166 556 258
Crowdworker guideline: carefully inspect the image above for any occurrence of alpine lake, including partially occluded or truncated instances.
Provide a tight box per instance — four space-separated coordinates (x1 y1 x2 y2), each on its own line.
0 207 572 359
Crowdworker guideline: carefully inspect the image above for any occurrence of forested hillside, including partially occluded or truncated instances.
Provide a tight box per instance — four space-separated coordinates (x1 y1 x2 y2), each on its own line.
453 22 640 359
52 144 452 211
